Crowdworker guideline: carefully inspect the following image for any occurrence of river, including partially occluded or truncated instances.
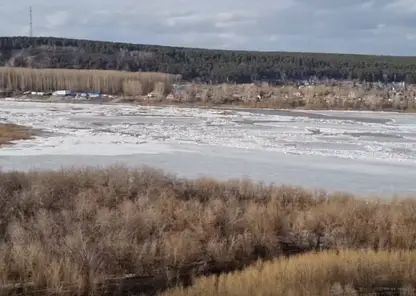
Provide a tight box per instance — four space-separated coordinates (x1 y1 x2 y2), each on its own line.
1 100 416 197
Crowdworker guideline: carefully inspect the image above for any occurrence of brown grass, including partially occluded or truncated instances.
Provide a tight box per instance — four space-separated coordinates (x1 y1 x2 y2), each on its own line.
0 166 416 295
163 250 416 296
0 67 180 96
0 123 34 146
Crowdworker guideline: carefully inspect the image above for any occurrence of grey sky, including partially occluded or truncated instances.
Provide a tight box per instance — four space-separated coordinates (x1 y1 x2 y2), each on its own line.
1 0 416 55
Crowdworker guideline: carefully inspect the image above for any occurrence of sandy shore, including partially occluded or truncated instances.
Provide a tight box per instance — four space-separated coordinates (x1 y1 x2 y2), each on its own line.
0 123 37 146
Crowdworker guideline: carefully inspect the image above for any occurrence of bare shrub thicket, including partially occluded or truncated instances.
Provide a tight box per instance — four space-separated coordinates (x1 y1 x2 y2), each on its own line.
1 167 416 294
164 250 416 296
176 82 416 111
0 67 180 96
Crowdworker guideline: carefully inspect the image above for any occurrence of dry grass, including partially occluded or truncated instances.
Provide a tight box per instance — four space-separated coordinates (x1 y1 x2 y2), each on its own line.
0 166 416 295
163 250 416 296
0 67 180 96
0 123 34 146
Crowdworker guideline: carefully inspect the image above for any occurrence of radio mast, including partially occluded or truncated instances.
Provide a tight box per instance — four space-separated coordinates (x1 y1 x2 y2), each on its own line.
29 6 33 37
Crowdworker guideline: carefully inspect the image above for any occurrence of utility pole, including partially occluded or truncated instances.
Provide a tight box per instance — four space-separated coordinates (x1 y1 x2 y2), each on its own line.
29 6 33 37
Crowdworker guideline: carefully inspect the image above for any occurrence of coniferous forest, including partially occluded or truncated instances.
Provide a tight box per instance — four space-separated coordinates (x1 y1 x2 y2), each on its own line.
1 36 416 84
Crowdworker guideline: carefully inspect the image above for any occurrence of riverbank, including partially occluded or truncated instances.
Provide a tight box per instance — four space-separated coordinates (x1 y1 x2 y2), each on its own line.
2 94 413 115
3 71 416 112
135 82 416 112
0 166 415 295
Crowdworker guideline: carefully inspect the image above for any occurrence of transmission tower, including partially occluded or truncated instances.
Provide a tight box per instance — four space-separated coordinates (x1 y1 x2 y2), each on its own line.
29 6 33 37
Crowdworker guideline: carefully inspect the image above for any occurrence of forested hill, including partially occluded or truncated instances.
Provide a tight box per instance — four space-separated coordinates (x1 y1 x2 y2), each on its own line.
1 36 416 84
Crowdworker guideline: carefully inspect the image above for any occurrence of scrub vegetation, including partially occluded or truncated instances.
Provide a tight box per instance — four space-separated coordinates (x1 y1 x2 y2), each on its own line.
0 166 415 295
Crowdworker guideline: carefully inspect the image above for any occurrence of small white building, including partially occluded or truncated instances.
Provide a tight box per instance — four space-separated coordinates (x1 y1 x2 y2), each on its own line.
52 90 71 96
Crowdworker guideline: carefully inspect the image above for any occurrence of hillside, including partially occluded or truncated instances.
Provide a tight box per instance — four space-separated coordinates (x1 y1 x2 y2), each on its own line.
1 36 416 83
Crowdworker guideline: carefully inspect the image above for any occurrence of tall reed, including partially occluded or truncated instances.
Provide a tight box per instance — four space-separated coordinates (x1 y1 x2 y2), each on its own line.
0 67 180 96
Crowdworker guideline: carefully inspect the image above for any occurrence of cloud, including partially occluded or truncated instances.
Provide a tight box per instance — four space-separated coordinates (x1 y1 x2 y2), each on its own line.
1 0 416 55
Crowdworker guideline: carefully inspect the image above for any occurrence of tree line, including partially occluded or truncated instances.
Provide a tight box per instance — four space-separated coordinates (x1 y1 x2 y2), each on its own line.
1 36 416 84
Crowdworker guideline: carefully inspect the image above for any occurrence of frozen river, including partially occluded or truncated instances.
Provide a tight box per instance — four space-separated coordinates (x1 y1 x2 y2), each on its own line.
1 100 416 197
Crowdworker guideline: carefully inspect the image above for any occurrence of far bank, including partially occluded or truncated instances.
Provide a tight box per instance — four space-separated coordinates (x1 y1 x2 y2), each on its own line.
1 67 415 112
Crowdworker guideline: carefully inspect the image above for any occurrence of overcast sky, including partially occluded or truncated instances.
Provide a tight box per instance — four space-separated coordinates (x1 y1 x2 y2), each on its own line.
1 0 416 55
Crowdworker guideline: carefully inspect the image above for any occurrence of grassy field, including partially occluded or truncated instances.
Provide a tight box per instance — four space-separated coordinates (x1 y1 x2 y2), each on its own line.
0 123 34 146
164 250 416 296
0 67 180 97
0 166 415 295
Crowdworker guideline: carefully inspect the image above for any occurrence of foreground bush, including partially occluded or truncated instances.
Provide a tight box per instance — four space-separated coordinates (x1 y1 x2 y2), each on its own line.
0 166 415 295
164 250 416 296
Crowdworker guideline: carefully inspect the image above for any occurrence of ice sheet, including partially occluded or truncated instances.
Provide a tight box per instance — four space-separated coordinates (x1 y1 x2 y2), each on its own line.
1 101 415 162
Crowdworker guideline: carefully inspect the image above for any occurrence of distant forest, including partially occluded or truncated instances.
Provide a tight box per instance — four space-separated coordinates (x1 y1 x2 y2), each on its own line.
1 36 416 84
